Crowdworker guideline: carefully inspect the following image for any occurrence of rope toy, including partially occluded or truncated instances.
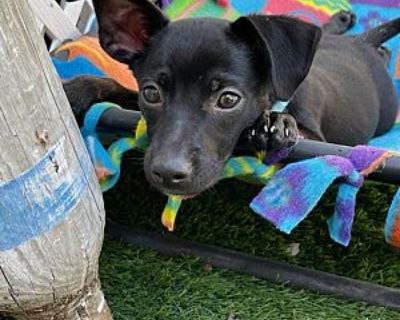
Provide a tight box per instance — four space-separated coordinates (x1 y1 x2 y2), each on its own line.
81 103 148 191
81 103 281 231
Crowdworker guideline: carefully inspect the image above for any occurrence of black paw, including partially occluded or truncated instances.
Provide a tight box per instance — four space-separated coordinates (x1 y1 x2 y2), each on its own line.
337 10 356 28
324 10 356 35
243 112 270 152
64 75 119 126
63 76 99 125
331 10 356 32
268 112 299 151
245 112 299 152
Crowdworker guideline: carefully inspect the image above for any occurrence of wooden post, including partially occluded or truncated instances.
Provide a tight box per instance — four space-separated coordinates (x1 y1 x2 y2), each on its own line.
0 1 112 319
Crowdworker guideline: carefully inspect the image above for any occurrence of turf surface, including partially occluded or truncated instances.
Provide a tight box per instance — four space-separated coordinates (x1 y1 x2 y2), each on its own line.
101 241 399 320
100 153 400 319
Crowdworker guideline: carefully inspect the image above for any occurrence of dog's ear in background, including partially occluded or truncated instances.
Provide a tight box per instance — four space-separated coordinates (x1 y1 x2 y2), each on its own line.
231 16 322 102
93 0 169 64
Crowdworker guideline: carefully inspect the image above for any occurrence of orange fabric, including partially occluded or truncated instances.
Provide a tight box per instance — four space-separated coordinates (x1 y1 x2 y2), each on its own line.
56 36 138 91
390 213 400 247
360 152 394 176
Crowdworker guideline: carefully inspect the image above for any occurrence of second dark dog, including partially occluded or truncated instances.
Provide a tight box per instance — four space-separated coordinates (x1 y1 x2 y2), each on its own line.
64 0 400 196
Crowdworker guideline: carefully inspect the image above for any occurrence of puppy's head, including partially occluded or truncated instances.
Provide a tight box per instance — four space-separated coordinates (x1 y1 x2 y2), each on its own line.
94 0 321 196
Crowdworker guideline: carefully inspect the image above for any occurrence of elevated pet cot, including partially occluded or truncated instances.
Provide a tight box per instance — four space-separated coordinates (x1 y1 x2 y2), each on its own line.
41 0 400 311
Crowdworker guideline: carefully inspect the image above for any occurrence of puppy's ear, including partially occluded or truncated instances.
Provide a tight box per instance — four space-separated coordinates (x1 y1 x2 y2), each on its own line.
93 0 169 64
231 15 321 101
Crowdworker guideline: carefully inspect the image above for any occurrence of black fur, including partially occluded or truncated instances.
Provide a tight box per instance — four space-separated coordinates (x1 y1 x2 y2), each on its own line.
64 1 399 196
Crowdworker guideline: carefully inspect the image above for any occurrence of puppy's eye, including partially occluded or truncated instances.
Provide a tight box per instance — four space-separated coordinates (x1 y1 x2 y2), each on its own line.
143 85 162 104
217 92 241 109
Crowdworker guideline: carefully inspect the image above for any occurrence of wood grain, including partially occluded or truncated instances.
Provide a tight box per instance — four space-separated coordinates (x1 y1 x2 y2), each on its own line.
27 0 81 42
0 1 111 319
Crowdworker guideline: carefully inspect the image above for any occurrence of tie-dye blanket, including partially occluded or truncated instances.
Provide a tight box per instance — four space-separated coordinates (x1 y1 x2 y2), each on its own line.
164 0 400 96
52 0 400 247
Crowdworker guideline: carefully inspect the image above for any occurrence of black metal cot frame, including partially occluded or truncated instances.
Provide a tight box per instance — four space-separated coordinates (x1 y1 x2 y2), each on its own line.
98 107 400 310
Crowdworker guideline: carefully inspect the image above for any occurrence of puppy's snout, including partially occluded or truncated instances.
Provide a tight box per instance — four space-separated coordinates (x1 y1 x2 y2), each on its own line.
150 157 192 186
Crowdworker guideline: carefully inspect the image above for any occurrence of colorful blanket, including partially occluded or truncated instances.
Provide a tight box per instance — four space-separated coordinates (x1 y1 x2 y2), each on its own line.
164 0 400 98
52 0 400 248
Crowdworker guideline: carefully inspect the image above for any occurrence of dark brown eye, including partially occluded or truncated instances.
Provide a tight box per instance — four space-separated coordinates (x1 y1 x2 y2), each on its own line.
143 86 162 104
217 92 241 109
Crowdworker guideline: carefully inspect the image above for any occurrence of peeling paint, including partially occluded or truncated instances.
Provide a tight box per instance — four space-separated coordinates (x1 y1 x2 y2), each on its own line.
0 137 88 251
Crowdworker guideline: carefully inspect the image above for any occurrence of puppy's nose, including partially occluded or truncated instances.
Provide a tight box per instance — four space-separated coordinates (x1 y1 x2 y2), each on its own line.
151 158 192 186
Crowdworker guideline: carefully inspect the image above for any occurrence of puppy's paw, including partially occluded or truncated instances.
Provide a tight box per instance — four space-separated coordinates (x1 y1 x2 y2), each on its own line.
268 112 299 151
335 10 356 29
325 10 356 35
244 112 270 152
244 112 299 152
63 76 100 124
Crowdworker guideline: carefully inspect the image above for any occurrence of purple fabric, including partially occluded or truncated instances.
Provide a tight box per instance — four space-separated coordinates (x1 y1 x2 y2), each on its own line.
160 0 173 8
252 146 385 246
347 145 387 172
264 148 292 165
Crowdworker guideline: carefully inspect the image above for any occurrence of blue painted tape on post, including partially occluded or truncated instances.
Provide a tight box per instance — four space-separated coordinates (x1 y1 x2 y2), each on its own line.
0 138 88 251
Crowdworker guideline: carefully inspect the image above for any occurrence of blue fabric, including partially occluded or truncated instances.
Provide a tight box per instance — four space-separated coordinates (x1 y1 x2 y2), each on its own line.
230 0 266 14
81 103 122 192
52 56 105 80
250 156 364 246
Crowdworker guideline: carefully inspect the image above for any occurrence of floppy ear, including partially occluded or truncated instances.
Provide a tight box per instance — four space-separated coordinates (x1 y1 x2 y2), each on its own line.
231 15 321 101
93 0 169 64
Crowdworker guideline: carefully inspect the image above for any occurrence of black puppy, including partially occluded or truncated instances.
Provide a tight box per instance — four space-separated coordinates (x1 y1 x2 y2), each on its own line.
64 0 400 197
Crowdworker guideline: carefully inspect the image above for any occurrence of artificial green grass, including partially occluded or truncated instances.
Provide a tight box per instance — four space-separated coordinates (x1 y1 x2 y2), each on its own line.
1 152 399 320
100 152 400 319
101 241 400 320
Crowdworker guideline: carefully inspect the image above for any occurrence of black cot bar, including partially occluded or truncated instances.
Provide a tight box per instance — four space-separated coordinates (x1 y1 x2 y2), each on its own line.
97 107 400 184
106 220 400 311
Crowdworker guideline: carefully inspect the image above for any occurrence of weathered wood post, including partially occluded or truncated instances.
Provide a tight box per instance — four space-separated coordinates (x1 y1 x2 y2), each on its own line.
0 1 112 319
